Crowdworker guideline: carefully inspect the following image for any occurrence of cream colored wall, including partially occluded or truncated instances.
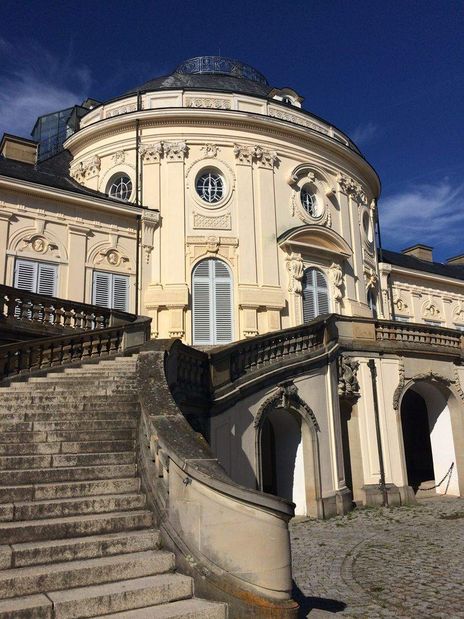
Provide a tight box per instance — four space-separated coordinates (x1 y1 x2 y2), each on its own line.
0 187 138 310
380 263 464 328
64 91 381 342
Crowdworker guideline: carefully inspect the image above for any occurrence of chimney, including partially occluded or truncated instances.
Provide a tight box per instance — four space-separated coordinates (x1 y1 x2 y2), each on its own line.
0 134 38 165
446 254 464 266
401 244 433 262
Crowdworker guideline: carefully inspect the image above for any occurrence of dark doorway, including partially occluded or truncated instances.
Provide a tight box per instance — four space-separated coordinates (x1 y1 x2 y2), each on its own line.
401 390 435 491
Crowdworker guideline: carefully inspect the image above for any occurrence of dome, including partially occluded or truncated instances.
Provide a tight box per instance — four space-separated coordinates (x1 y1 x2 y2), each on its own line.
124 56 273 98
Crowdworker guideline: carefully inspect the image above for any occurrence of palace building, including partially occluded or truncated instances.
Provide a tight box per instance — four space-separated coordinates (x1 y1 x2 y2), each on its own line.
0 56 463 616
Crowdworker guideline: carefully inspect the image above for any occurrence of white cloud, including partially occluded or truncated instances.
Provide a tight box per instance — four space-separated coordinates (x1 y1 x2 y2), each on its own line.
379 180 464 259
0 39 92 139
350 121 378 146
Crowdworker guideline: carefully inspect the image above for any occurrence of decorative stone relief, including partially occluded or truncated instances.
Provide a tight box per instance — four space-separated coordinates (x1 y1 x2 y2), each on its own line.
193 212 231 230
337 356 360 400
329 263 344 302
453 302 464 323
392 359 405 410
364 266 378 291
105 103 137 118
337 173 367 204
285 252 304 293
140 142 163 163
423 300 441 320
200 144 219 158
95 248 129 268
254 381 320 431
20 234 59 256
111 151 125 165
185 97 231 110
233 144 278 167
71 155 101 182
164 141 188 161
393 296 409 313
141 210 159 264
186 236 238 266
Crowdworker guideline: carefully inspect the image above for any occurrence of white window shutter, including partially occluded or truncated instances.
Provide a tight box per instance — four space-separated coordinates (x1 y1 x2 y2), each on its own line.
112 275 129 312
302 268 330 322
93 271 111 308
37 263 57 297
193 262 212 345
214 280 232 343
14 260 38 292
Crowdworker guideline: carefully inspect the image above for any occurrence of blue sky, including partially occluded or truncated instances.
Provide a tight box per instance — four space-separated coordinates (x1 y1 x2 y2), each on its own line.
0 0 463 262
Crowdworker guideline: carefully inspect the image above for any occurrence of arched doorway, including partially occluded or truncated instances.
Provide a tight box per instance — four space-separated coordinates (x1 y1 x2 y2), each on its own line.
192 258 233 345
400 382 459 495
257 389 322 517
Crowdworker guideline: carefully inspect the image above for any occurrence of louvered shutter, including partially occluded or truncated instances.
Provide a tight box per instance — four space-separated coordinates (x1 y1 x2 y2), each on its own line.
93 271 111 308
315 270 329 315
37 263 57 296
14 259 38 292
302 268 330 323
193 260 212 345
214 260 232 343
112 275 129 312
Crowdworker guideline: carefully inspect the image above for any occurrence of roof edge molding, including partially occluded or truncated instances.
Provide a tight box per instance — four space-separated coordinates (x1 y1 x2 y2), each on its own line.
278 225 352 259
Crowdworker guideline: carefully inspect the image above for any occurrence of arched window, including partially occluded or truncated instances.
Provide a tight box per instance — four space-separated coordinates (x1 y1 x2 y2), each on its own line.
302 267 330 322
192 258 233 345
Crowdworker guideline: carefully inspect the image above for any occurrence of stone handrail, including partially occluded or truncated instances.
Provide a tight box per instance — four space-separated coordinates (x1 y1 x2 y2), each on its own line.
137 351 298 618
0 286 151 381
0 284 134 331
375 320 462 350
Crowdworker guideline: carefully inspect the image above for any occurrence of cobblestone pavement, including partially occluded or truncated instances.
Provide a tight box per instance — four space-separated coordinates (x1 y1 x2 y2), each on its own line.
290 497 464 618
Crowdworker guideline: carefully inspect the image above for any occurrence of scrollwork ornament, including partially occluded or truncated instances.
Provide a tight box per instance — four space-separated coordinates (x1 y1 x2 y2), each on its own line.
254 381 320 430
285 252 304 293
337 356 360 400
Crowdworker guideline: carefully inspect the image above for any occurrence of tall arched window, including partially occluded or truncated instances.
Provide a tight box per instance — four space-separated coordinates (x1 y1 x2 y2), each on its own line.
192 258 233 345
302 267 330 322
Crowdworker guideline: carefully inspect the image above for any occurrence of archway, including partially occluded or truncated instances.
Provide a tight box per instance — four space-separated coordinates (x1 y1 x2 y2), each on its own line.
257 386 322 517
400 382 459 496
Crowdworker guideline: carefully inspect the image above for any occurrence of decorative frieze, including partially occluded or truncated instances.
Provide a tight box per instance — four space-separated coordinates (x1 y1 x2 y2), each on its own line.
423 300 441 320
268 108 329 136
111 151 125 165
105 103 137 118
200 143 219 158
185 97 231 110
193 212 231 230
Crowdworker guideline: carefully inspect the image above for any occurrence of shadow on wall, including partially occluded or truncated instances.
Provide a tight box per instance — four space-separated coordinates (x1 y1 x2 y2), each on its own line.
292 581 346 616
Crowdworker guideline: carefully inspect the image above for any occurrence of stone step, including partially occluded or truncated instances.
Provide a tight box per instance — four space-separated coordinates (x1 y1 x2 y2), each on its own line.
6 492 146 521
33 419 138 431
0 451 135 470
0 422 33 432
0 439 135 455
103 598 227 619
0 477 140 503
0 550 175 599
0 463 137 485
0 431 47 443
47 573 192 619
27 375 138 383
45 429 136 442
0 509 153 544
0 594 52 619
0 394 138 405
11 529 160 568
25 411 138 422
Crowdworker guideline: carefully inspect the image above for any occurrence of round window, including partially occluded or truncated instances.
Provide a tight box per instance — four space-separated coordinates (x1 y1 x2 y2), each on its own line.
107 175 132 201
196 169 224 204
300 186 319 217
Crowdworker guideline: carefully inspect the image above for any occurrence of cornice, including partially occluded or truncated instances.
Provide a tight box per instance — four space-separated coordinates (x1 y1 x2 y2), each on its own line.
64 108 381 195
0 175 144 218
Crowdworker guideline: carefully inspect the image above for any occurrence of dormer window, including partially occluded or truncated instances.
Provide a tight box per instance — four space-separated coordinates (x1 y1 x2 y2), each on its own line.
282 97 292 105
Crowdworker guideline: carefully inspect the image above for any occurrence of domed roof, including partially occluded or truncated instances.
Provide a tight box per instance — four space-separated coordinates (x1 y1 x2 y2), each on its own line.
125 56 273 98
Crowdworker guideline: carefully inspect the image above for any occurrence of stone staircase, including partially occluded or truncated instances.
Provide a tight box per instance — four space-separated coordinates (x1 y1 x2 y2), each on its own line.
0 356 226 618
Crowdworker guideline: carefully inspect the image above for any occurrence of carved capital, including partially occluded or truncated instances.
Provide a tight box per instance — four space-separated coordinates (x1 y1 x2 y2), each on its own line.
140 142 163 163
164 141 188 161
233 143 253 165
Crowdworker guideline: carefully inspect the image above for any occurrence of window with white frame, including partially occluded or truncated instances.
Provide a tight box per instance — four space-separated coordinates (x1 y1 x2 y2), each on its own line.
92 271 129 312
192 258 233 345
302 267 330 322
107 174 133 201
14 258 57 296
